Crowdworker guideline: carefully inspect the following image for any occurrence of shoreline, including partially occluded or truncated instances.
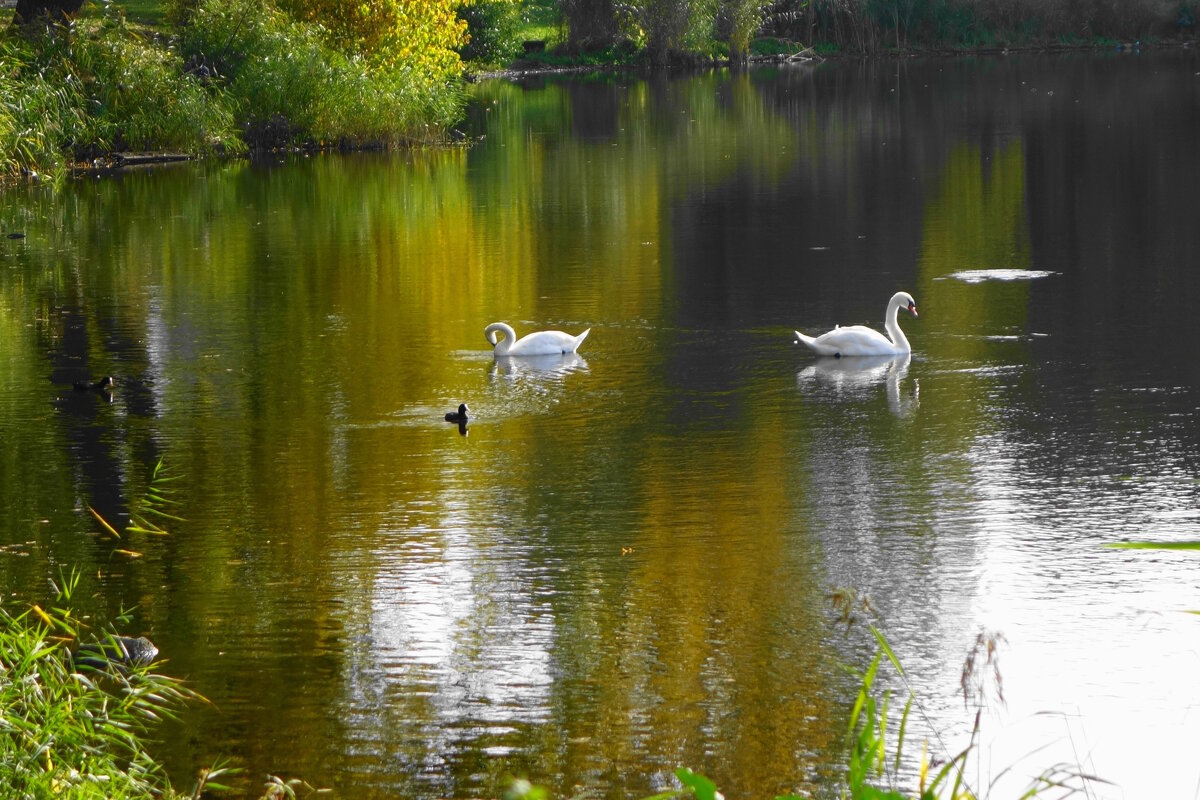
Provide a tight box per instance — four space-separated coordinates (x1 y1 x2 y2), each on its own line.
66 37 1197 177
470 36 1195 82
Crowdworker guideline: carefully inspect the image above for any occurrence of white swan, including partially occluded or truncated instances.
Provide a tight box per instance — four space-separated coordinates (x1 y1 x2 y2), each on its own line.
485 322 590 356
794 291 917 357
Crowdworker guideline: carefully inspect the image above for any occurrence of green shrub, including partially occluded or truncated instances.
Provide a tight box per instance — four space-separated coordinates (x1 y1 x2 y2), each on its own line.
175 0 463 147
76 5 240 154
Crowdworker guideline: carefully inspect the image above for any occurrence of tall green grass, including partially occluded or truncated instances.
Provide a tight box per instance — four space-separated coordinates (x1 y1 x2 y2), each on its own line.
0 458 320 799
0 570 235 798
831 586 1102 800
77 6 240 154
0 458 227 798
0 3 240 181
0 33 91 180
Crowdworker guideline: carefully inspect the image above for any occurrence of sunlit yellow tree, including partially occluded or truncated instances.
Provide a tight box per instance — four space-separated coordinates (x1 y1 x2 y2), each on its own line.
280 0 468 79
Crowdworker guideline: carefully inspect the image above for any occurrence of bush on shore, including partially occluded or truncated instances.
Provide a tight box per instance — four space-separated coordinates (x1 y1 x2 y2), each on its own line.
0 4 240 181
0 0 470 183
173 0 464 150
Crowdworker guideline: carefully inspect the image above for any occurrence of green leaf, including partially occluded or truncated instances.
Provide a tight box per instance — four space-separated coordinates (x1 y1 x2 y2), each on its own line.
676 768 721 800
1108 541 1200 550
870 625 905 678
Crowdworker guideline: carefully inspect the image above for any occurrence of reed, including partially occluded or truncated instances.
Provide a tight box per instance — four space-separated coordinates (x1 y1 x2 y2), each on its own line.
831 588 1102 800
2 0 469 181
0 570 235 799
0 3 239 182
73 6 240 155
0 33 91 180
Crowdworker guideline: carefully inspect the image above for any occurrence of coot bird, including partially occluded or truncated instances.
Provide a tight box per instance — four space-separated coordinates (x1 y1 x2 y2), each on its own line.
74 376 115 392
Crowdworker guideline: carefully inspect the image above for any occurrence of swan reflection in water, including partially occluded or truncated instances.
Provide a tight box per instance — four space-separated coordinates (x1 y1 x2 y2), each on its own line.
480 353 590 422
796 353 918 417
490 352 589 381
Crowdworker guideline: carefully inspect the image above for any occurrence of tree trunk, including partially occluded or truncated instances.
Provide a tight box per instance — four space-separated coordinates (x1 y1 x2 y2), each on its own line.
13 0 86 26
563 0 618 52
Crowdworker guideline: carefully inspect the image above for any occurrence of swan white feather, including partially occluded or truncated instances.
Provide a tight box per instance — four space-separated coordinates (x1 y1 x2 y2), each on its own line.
794 291 918 357
485 322 590 356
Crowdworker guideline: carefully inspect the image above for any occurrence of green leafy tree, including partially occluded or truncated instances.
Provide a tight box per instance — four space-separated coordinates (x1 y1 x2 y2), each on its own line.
458 0 523 65
630 0 719 63
723 0 768 60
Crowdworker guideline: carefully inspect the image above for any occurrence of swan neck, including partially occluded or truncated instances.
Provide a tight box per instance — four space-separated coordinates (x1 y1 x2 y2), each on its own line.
486 323 517 355
885 301 911 353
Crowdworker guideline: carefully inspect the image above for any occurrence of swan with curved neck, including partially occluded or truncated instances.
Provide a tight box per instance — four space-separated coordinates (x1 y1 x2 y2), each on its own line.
794 292 917 357
485 322 590 356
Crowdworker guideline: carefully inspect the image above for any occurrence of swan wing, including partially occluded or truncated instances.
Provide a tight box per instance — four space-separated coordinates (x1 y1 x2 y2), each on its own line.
800 325 904 357
508 329 590 356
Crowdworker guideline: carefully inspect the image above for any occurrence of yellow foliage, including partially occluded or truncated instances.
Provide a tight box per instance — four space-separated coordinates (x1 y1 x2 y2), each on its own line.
280 0 467 79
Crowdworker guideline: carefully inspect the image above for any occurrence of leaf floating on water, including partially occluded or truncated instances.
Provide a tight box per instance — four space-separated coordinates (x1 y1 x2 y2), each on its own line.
1108 541 1200 550
88 506 121 539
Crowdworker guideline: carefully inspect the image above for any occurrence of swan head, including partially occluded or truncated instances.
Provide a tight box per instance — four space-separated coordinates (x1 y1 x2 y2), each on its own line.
484 322 513 347
893 291 918 318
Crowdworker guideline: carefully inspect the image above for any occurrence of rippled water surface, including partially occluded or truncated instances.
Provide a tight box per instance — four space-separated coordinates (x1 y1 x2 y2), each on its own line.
2 51 1200 799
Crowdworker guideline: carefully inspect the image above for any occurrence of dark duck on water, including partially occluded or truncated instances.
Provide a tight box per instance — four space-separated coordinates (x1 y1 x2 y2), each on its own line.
74 376 115 392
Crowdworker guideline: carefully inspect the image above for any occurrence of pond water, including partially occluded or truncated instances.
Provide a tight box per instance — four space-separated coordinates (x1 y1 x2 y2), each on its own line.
2 51 1200 799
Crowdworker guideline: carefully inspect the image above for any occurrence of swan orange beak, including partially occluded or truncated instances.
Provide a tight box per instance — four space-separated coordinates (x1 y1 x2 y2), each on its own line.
908 302 918 317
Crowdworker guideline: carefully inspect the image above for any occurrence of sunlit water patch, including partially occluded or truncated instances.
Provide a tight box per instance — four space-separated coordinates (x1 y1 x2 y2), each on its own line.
938 269 1059 283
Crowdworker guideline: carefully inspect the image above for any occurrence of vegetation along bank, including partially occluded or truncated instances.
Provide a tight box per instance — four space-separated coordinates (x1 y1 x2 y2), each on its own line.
1 0 1195 183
